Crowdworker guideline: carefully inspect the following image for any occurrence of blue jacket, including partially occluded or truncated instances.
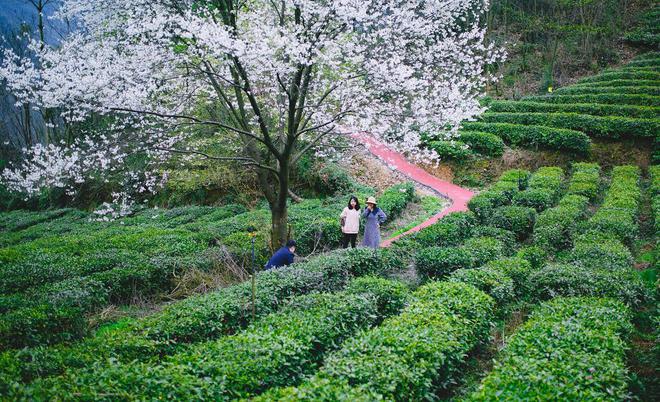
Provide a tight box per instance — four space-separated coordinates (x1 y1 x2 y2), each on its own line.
265 246 294 270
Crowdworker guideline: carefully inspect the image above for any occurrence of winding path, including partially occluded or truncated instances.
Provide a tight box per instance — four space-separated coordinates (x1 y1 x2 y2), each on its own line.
351 133 474 247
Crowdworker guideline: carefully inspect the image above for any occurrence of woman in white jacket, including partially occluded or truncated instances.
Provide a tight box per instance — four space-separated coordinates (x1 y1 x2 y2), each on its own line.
340 196 361 248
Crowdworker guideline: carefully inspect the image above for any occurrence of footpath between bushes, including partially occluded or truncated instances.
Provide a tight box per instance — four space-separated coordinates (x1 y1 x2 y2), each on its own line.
350 133 475 246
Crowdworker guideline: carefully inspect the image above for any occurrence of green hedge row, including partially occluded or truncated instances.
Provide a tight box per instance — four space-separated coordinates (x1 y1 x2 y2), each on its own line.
470 297 632 401
481 112 660 139
566 162 601 200
20 278 410 401
531 229 648 307
631 52 660 61
587 166 642 245
489 206 537 240
488 100 660 119
415 235 505 279
448 266 514 305
459 131 505 157
449 254 539 305
0 248 404 390
259 282 495 401
138 247 401 344
0 209 81 233
650 165 660 234
427 140 471 161
468 169 529 222
577 70 660 83
553 85 660 96
525 93 660 107
569 234 633 272
461 122 591 154
532 163 599 251
411 211 477 247
533 194 590 251
626 58 660 67
377 182 417 222
578 78 660 88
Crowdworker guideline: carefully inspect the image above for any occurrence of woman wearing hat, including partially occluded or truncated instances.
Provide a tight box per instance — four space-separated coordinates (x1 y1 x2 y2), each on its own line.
362 196 387 248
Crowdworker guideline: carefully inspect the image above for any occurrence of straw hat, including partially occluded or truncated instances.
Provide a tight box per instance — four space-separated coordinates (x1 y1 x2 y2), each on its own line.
366 196 377 205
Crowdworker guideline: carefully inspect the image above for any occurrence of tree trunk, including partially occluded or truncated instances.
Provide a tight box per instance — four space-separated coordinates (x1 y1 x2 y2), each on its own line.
270 158 290 249
270 204 288 250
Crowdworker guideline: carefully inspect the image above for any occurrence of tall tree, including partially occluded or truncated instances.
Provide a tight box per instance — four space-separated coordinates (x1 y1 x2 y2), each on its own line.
0 0 503 247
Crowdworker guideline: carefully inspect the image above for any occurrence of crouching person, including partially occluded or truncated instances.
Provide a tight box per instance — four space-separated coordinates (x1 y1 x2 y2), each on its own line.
265 239 296 270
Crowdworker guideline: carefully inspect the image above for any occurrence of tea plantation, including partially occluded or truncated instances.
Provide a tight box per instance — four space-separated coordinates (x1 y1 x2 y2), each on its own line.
426 53 660 162
0 24 658 402
1 158 656 400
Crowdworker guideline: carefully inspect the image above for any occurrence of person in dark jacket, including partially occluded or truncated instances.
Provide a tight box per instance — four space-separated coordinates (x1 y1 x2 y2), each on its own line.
265 240 296 270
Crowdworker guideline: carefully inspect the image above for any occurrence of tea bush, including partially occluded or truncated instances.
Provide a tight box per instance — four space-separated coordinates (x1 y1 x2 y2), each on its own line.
587 165 641 245
459 131 504 157
488 100 660 119
489 206 536 240
471 297 632 401
528 263 648 307
524 93 660 107
449 266 515 305
461 122 591 154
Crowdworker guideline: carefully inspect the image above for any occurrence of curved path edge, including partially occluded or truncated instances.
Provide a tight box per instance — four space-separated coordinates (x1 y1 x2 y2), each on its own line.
350 132 474 247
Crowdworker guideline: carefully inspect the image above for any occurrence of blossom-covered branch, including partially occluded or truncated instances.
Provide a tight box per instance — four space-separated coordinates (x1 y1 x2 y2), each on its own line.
0 0 504 244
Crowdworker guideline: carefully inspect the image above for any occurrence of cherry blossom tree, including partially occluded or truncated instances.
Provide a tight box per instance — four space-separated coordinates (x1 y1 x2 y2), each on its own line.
0 0 504 247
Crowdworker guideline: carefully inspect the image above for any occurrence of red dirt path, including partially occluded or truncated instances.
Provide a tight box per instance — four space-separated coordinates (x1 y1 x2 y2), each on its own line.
351 133 474 247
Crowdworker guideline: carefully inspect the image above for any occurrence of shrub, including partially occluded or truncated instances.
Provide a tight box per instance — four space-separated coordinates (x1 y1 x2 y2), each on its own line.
459 131 504 157
470 226 517 254
310 163 357 195
0 324 165 392
468 192 506 222
489 206 536 240
512 189 554 212
515 246 548 270
378 182 416 221
461 236 505 267
587 166 641 244
498 169 532 187
345 277 410 320
528 264 648 307
524 93 660 107
412 220 469 248
490 181 520 201
651 165 660 233
569 236 633 272
487 100 660 119
485 257 534 298
253 379 379 402
567 163 601 200
533 195 589 251
461 122 591 154
480 112 660 140
428 140 471 161
471 297 632 402
441 210 478 232
0 304 87 350
449 266 515 305
415 247 473 279
528 167 563 193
